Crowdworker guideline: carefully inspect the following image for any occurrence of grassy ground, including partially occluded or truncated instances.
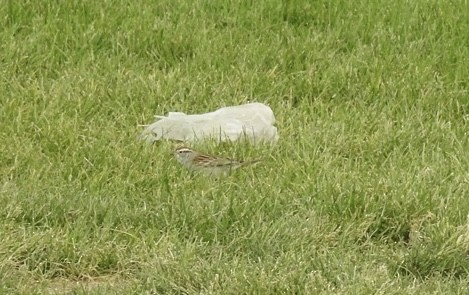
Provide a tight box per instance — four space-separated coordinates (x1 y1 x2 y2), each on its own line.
1 0 469 293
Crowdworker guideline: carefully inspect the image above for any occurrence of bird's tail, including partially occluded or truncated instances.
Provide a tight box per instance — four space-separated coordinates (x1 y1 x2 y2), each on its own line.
240 159 262 166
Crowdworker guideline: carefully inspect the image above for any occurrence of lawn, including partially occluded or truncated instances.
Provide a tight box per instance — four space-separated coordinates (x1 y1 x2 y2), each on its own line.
1 0 469 293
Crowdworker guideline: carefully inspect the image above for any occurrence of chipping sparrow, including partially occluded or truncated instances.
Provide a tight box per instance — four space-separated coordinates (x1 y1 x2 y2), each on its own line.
174 146 261 177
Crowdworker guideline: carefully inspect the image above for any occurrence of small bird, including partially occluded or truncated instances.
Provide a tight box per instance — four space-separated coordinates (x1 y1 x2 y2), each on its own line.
174 146 261 177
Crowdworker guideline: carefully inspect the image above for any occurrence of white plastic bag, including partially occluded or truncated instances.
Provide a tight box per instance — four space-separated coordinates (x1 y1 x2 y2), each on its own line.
140 102 278 144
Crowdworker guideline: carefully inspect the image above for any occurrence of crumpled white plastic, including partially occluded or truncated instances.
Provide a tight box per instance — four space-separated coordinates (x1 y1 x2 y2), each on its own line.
140 102 278 144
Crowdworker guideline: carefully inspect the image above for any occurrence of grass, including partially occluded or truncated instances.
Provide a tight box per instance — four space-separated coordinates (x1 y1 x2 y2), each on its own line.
1 0 469 293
